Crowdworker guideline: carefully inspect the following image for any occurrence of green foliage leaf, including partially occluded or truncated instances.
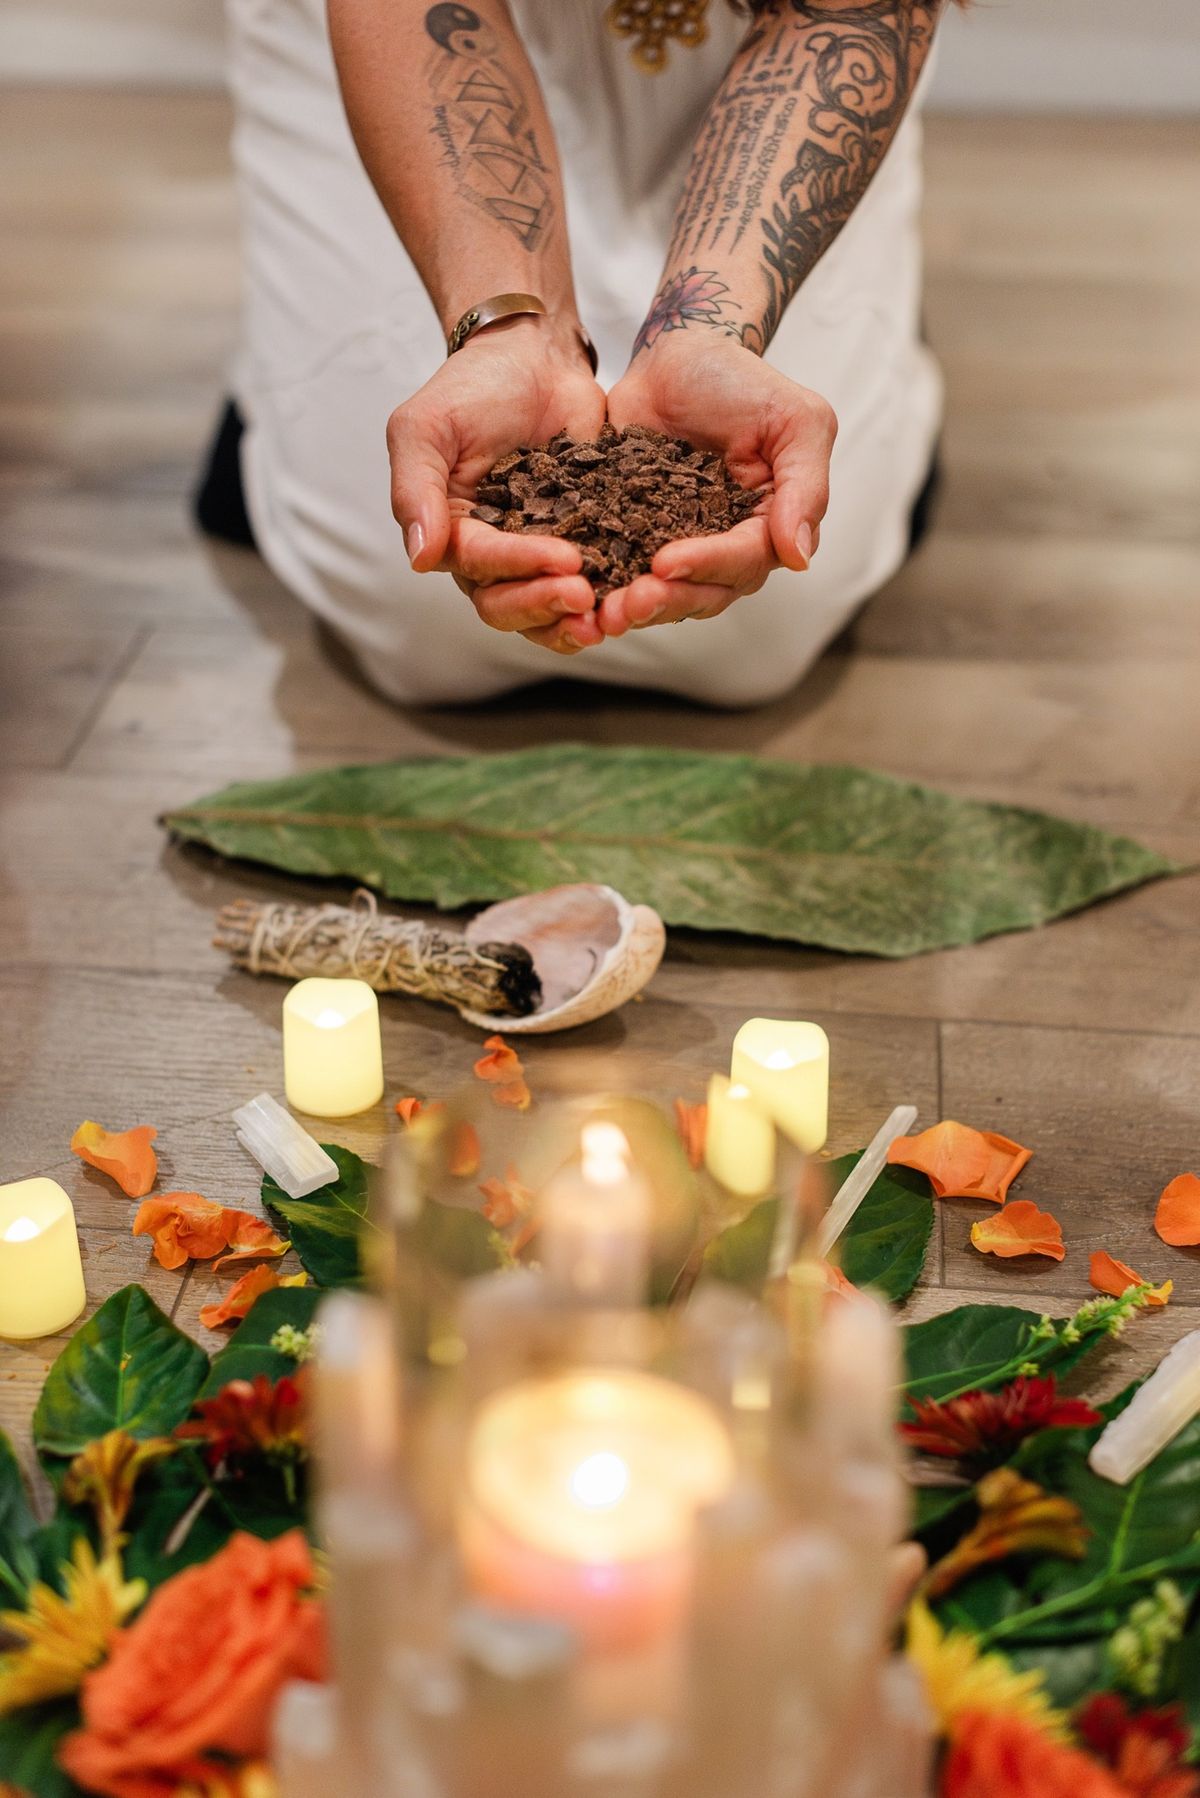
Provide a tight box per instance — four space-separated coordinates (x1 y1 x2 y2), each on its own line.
701 1156 933 1301
197 1284 323 1397
830 1153 933 1302
936 1409 1200 1691
0 1429 39 1602
262 1145 370 1288
163 746 1177 957
0 1700 85 1798
902 1305 1046 1408
32 1287 208 1465
701 1195 779 1291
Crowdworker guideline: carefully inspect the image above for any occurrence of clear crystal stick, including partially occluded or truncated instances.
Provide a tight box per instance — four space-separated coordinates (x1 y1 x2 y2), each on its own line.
1089 1328 1200 1485
816 1104 919 1260
233 1092 338 1199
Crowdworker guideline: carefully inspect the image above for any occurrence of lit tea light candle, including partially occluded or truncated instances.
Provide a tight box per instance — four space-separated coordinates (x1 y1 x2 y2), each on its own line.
283 977 384 1117
539 1121 652 1306
0 1178 86 1339
730 1019 829 1152
704 1075 776 1198
461 1369 734 1651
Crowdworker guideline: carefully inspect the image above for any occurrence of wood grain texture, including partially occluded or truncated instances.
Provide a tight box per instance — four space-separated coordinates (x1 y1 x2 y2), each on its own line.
0 100 1198 1475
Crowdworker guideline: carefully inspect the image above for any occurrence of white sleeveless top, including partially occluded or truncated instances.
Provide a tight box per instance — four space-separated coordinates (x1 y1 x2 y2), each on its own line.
228 0 944 705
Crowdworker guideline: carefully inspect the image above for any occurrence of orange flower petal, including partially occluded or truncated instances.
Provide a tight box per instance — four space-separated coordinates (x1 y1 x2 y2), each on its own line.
819 1261 859 1302
473 1035 532 1111
199 1266 308 1330
1089 1250 1172 1308
479 1166 535 1231
971 1200 1065 1262
448 1122 482 1179
888 1120 1032 1206
1154 1172 1200 1247
213 1209 291 1271
132 1192 229 1270
71 1120 158 1198
673 1099 708 1171
394 1097 424 1124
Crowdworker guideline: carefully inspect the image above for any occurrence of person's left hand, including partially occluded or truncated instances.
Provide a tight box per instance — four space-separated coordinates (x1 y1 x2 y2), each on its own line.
600 331 837 636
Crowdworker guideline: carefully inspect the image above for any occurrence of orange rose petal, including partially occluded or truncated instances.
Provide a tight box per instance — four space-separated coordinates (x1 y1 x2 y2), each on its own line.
71 1120 158 1198
59 1529 326 1795
394 1097 424 1124
448 1122 482 1179
673 1099 708 1171
970 1199 1065 1262
819 1261 860 1303
213 1209 291 1271
1154 1172 1200 1247
474 1035 532 1111
888 1120 1032 1206
199 1266 308 1330
479 1166 535 1231
1089 1249 1172 1308
132 1192 229 1271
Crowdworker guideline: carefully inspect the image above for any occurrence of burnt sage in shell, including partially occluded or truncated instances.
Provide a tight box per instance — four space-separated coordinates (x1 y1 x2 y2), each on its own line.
470 424 763 601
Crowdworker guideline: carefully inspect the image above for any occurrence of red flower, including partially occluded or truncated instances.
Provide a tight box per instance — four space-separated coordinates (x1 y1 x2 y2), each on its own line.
944 1709 1127 1798
175 1372 308 1475
900 1375 1102 1468
1077 1694 1199 1798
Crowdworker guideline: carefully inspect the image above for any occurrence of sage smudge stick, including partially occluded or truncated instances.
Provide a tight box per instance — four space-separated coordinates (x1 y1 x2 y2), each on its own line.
214 891 541 1018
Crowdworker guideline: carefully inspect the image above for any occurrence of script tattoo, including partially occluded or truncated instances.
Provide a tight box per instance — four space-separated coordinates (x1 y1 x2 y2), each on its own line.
638 0 941 354
423 3 554 251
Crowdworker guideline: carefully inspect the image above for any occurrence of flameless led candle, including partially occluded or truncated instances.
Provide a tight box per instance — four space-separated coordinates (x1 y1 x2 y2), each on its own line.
0 1178 86 1339
704 1075 776 1198
283 978 384 1117
539 1121 652 1306
730 1019 829 1152
461 1369 734 1651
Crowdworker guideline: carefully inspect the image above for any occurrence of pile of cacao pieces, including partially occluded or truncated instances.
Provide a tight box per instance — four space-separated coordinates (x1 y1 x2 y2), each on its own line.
471 424 760 599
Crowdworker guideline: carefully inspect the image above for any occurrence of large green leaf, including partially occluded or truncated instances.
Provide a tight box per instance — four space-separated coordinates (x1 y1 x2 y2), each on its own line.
163 747 1178 957
262 1145 371 1288
0 1428 39 1602
702 1156 933 1303
198 1283 324 1397
32 1287 208 1465
831 1153 933 1302
900 1301 1117 1412
0 1700 85 1798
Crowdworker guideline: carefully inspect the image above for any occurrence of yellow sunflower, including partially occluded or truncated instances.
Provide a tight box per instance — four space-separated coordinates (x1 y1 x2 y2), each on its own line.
905 1599 1070 1741
0 1538 144 1714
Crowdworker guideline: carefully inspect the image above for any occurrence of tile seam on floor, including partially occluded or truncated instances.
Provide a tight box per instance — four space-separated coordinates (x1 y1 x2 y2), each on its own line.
3 962 1198 1044
58 620 153 769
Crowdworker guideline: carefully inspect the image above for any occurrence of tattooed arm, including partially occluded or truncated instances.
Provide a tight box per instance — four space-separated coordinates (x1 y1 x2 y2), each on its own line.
600 0 942 638
328 1 605 653
637 0 942 358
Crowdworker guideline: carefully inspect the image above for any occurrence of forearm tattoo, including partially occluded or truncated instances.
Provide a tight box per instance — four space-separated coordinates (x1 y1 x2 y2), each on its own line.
634 0 941 356
423 4 554 251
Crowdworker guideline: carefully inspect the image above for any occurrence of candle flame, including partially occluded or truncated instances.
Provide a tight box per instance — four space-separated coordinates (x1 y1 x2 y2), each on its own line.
313 1008 347 1030
763 1048 797 1070
580 1121 632 1188
3 1216 40 1243
569 1450 630 1510
729 1083 754 1101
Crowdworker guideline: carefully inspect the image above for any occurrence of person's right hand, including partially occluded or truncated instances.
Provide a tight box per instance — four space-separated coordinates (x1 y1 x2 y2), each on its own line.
387 315 607 654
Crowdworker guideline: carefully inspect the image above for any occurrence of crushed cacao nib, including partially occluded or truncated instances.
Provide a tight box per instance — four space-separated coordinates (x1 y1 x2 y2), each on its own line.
469 424 762 600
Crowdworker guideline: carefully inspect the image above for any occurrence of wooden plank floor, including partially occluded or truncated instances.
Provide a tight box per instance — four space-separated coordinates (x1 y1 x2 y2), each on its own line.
2 95 1199 1501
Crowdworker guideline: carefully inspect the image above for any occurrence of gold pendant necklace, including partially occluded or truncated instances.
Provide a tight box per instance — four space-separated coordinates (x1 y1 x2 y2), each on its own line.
606 0 711 74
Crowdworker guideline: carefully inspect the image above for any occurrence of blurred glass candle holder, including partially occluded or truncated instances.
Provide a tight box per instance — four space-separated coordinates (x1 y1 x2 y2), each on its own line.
0 1177 86 1338
283 977 384 1117
730 1018 829 1153
460 1366 735 1653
